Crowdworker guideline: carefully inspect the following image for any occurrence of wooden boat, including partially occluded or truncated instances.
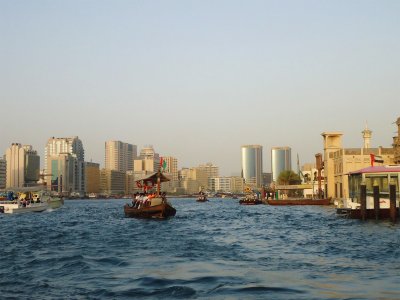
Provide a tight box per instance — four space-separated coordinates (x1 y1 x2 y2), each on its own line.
197 193 208 202
124 198 176 218
239 194 262 205
124 171 176 219
239 198 262 205
266 197 331 206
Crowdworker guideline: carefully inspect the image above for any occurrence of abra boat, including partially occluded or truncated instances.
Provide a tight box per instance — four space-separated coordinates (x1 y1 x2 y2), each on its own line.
124 171 176 219
239 195 262 205
197 192 208 202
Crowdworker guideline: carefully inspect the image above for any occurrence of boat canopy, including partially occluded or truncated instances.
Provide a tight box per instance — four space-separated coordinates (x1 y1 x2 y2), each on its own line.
348 165 400 175
135 172 170 184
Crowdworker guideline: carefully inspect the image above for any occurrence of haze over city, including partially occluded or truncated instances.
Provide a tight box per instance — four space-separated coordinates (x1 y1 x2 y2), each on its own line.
1 1 399 176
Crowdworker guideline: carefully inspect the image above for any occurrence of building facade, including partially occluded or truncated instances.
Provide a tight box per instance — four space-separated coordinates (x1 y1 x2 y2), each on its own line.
271 146 292 183
394 117 400 164
85 162 100 194
322 130 394 199
241 145 263 188
0 158 5 189
105 140 137 173
45 136 85 194
47 153 75 195
100 169 126 196
6 143 40 188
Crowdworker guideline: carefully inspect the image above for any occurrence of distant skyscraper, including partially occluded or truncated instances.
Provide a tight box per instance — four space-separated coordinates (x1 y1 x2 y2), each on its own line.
6 143 40 188
241 145 263 187
45 136 85 194
134 145 160 172
0 158 5 189
105 141 137 173
162 156 178 181
271 146 292 182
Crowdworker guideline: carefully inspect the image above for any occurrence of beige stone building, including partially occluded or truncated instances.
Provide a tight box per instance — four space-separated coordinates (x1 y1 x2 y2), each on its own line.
179 167 208 194
6 143 40 188
85 162 100 194
322 128 394 200
393 117 400 164
105 141 137 173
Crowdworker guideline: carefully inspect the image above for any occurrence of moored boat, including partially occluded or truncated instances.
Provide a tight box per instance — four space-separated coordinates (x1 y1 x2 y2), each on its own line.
124 171 176 219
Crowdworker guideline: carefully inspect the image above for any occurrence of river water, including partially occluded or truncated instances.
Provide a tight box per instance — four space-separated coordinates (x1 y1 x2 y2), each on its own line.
1 198 399 299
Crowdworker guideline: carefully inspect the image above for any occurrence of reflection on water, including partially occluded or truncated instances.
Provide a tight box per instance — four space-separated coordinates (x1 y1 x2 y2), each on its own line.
0 198 399 299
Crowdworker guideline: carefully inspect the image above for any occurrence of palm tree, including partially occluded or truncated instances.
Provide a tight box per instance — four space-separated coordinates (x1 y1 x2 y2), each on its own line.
277 170 302 197
277 170 301 185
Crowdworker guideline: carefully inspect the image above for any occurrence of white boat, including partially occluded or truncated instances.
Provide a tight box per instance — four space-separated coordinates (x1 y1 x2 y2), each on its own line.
0 200 48 214
0 189 63 214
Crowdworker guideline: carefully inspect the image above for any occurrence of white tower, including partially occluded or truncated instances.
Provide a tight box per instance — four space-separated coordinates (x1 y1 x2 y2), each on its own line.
362 123 372 149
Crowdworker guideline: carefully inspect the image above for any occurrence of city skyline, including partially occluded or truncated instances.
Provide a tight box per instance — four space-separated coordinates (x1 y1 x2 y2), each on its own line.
1 1 399 176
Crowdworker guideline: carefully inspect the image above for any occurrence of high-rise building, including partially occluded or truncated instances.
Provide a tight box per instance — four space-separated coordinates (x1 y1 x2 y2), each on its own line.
0 157 7 189
105 141 137 173
85 162 100 194
197 163 219 178
134 145 160 172
162 156 178 181
47 153 75 194
100 168 125 196
6 143 40 188
241 145 263 187
45 136 85 194
271 146 292 182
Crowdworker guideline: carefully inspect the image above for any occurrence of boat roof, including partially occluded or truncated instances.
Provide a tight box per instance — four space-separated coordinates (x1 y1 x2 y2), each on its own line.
348 165 400 175
135 172 170 183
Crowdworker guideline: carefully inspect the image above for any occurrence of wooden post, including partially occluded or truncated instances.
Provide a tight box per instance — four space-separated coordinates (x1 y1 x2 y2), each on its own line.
389 181 397 223
157 171 161 197
360 183 366 221
373 181 380 221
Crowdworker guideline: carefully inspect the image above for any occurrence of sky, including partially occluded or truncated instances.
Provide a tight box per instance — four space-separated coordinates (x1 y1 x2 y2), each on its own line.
1 0 399 176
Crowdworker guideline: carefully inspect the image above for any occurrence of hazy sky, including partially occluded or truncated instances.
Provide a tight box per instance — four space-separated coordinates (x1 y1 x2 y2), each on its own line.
1 0 399 176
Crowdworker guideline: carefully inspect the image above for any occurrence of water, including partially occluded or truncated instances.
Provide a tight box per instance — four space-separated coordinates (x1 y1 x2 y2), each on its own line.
1 199 400 300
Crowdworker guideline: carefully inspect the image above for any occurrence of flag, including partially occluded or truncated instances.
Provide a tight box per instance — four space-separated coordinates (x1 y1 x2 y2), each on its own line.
370 154 384 166
160 157 167 171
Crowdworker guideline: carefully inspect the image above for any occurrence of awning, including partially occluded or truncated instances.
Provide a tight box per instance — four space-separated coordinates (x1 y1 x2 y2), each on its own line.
135 172 170 184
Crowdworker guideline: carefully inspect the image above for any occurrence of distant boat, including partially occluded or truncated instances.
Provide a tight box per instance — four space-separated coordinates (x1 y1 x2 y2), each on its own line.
88 193 97 199
124 171 176 219
239 194 262 205
197 192 208 202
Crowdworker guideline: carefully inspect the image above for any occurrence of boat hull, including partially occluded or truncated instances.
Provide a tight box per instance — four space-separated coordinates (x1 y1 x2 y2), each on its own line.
239 200 262 205
266 198 331 206
124 202 176 219
0 201 48 214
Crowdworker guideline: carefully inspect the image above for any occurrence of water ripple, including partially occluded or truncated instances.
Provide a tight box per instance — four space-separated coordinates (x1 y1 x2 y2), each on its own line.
1 199 400 299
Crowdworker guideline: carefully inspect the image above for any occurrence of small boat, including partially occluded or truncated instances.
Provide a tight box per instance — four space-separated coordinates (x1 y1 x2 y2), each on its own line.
0 200 48 214
124 171 176 219
0 191 48 214
266 197 331 206
197 192 208 202
239 195 262 205
0 189 63 214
